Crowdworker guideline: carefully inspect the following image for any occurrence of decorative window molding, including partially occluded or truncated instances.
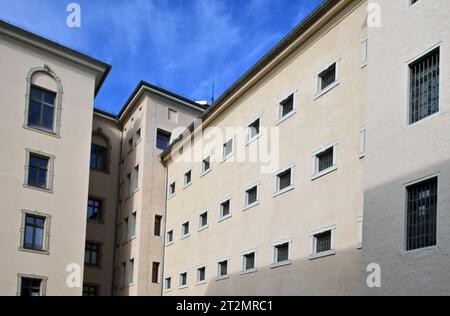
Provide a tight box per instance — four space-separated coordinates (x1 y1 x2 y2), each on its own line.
24 148 55 193
16 274 48 296
19 210 51 255
24 65 63 138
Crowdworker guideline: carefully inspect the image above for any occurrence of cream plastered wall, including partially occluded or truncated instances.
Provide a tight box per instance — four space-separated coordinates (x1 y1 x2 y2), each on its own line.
116 91 204 296
0 34 99 295
363 0 450 295
163 0 367 296
84 113 122 296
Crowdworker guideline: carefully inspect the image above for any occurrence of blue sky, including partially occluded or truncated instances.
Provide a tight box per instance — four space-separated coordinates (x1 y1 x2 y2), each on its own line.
0 0 323 114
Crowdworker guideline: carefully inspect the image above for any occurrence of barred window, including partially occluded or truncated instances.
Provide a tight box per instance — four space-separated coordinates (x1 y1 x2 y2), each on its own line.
243 252 256 271
319 63 336 91
275 243 290 263
276 168 293 192
315 231 332 253
245 186 258 206
218 260 228 277
409 48 440 124
280 94 294 118
406 177 438 251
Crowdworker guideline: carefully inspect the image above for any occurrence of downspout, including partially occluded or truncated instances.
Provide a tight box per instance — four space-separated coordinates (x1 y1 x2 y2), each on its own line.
160 158 169 296
111 121 124 296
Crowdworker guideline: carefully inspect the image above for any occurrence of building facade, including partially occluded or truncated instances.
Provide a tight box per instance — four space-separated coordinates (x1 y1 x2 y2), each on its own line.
0 21 110 296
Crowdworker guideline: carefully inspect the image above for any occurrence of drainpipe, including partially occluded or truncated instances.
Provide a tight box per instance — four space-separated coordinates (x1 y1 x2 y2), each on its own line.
160 158 169 297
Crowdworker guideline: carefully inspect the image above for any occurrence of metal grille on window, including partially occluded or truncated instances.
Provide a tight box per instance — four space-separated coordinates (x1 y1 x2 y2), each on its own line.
276 243 289 262
320 63 336 91
278 169 292 191
407 177 438 251
315 231 332 253
317 147 334 172
245 253 255 270
247 187 258 205
221 200 230 217
281 95 294 117
409 48 439 124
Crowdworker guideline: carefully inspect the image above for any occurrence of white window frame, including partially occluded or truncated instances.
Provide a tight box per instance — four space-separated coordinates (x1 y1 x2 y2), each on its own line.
163 276 172 292
273 164 295 197
357 216 363 249
243 182 261 211
219 197 232 222
179 271 188 289
309 225 337 260
241 249 257 275
166 230 174 246
271 239 293 269
221 136 235 162
314 57 341 100
198 210 209 231
361 37 368 67
24 148 55 193
168 182 176 198
216 258 230 281
19 210 52 255
276 90 297 125
196 265 207 285
183 169 193 189
127 212 137 240
127 258 135 286
201 155 212 177
311 141 338 180
181 221 191 239
245 114 262 145
359 127 366 158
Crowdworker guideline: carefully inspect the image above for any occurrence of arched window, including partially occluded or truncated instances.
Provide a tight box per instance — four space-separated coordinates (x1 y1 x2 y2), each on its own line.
91 133 109 172
25 65 63 137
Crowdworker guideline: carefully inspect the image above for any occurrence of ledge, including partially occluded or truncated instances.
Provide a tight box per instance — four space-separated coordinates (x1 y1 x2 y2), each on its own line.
275 110 297 126
273 186 294 198
243 202 260 212
309 250 336 261
270 260 292 269
311 166 337 181
313 81 340 101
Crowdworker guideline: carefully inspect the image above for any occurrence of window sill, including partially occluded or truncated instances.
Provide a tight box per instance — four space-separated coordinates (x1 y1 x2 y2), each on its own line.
243 201 260 212
216 275 230 282
221 153 234 164
361 62 367 69
404 245 438 256
180 234 191 240
275 110 297 126
19 248 49 256
200 169 212 178
198 225 209 232
240 269 257 275
178 285 188 290
168 193 176 200
195 281 207 286
270 260 292 269
273 186 294 198
309 250 336 261
245 135 261 147
218 214 232 223
23 125 60 139
407 111 441 129
311 166 337 181
163 289 172 293
166 242 174 247
313 81 340 101
359 154 366 160
183 182 193 190
23 184 53 194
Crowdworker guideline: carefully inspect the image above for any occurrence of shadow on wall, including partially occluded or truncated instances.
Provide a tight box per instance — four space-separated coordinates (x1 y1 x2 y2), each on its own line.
194 247 363 296
362 160 450 296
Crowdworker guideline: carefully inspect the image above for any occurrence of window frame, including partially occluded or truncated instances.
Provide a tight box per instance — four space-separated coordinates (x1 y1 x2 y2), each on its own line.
154 215 163 237
17 274 48 296
243 182 261 211
181 221 191 239
271 239 293 269
179 271 188 289
198 210 209 231
314 58 341 100
276 91 297 125
357 216 364 249
183 169 193 189
245 115 262 145
87 197 104 222
309 225 337 260
151 262 160 284
201 155 212 177
156 128 172 151
216 258 230 281
168 182 176 198
24 149 55 193
19 210 51 255
166 229 174 246
311 141 338 180
164 276 172 292
196 265 207 285
85 241 102 267
273 164 295 197
241 249 257 275
221 136 235 162
219 197 232 222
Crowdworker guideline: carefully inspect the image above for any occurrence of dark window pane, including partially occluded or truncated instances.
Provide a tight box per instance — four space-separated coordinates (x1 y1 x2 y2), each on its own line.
281 95 294 117
276 243 289 262
28 86 56 131
247 187 258 205
317 148 334 172
156 130 171 151
221 200 230 217
82 285 98 297
316 231 332 253
42 105 54 130
90 144 107 171
28 154 49 188
154 216 162 236
152 262 160 283
28 100 42 127
245 253 255 270
87 198 102 221
24 214 45 251
278 169 292 191
320 64 336 90
20 278 42 296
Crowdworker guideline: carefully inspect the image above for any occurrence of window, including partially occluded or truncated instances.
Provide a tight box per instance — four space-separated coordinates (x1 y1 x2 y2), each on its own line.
274 165 294 195
83 285 98 297
182 221 190 238
406 177 438 251
361 37 368 66
197 266 206 284
28 85 56 132
179 272 188 288
154 215 162 236
244 184 259 209
242 251 256 273
135 129 141 143
199 211 208 230
90 144 107 171
217 260 229 278
359 127 366 158
87 198 103 221
169 182 176 197
85 242 100 266
23 214 46 251
164 277 172 291
184 170 192 187
222 138 234 160
130 165 139 194
152 262 160 284
202 156 211 174
20 277 44 296
246 117 261 144
220 199 231 219
278 94 295 120
409 47 440 124
168 109 178 122
125 173 132 198
309 226 336 259
313 142 337 178
156 129 171 151
410 0 419 5
127 259 135 285
127 212 137 240
166 230 174 245
315 59 340 97
273 242 291 265
27 153 49 189
123 218 129 242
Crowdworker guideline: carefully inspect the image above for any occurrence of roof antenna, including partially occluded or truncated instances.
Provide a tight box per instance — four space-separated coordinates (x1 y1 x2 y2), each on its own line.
210 77 215 105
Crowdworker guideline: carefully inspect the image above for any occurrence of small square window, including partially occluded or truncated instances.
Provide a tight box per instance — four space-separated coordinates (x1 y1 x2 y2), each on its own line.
202 156 211 174
315 231 332 253
275 166 294 194
218 260 229 278
197 266 206 283
166 230 174 244
313 143 337 178
82 284 98 297
246 118 261 143
179 272 188 288
245 185 259 208
220 199 231 219
223 138 234 160
310 226 336 259
274 242 290 264
182 221 190 237
318 63 336 92
279 94 295 119
242 252 256 272
184 170 192 187
199 211 208 229
164 277 172 291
